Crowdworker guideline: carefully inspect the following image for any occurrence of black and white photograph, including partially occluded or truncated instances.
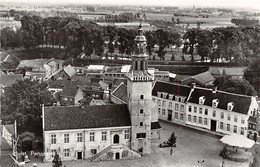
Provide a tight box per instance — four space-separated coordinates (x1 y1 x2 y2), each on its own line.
0 0 260 167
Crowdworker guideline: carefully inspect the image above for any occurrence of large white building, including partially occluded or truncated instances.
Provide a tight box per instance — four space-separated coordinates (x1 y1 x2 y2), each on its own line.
42 24 161 162
152 80 259 139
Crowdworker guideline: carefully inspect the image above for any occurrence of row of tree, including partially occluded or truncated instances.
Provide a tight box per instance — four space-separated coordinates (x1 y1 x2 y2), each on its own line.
231 18 259 26
183 26 260 62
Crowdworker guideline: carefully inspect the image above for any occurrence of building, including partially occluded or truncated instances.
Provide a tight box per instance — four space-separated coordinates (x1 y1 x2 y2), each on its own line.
0 74 23 93
42 24 161 162
208 67 246 79
181 71 215 87
43 58 64 79
59 87 84 106
152 81 191 125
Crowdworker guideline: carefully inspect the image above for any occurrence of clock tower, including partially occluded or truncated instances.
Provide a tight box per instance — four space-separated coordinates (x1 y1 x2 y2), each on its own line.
126 24 154 155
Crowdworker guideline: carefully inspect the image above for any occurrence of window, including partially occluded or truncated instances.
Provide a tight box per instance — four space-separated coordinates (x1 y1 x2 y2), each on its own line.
228 102 234 111
162 101 166 107
175 112 178 120
188 106 192 112
169 102 172 109
162 109 166 116
205 109 208 115
124 130 130 139
234 115 238 122
90 132 95 141
64 149 70 157
77 133 82 142
175 104 179 111
158 108 161 115
51 134 56 144
241 128 244 135
102 132 107 141
157 99 161 106
241 117 245 124
180 113 184 121
213 110 216 117
212 99 219 107
64 134 69 143
199 108 202 114
227 114 231 121
136 133 146 139
193 116 197 123
194 107 197 113
63 97 68 101
220 122 223 129
157 92 161 98
234 126 237 133
51 149 56 157
188 115 191 122
152 98 156 102
175 96 180 102
140 109 143 114
91 149 97 154
140 95 144 99
199 96 205 104
221 112 224 119
180 97 185 103
204 118 208 125
199 117 202 124
140 122 143 126
227 124 230 131
180 105 184 112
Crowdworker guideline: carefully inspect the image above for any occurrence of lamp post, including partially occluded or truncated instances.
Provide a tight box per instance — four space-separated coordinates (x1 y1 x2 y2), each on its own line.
197 160 204 167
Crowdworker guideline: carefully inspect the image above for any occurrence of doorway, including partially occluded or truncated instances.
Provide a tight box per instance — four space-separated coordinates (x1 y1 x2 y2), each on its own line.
210 120 217 131
113 134 119 144
115 152 120 159
168 110 172 121
77 151 82 160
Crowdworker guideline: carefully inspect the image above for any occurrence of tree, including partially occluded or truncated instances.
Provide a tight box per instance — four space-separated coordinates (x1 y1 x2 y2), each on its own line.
250 147 260 167
168 131 177 155
1 79 55 127
52 151 62 167
183 29 197 62
213 76 257 96
244 58 260 96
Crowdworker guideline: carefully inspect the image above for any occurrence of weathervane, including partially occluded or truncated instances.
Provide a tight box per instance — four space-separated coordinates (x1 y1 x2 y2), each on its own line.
137 11 146 26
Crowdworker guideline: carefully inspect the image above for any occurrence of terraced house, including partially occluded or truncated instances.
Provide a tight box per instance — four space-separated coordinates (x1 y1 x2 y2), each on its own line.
152 81 259 141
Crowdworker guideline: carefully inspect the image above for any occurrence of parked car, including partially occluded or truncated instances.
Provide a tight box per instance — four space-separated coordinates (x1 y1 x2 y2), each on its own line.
159 141 176 148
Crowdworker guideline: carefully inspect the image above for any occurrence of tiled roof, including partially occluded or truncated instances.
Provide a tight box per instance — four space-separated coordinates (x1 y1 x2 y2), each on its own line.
60 87 79 97
182 71 215 85
112 83 127 103
151 122 161 129
48 80 85 89
44 104 131 131
0 54 20 70
188 87 252 115
0 124 15 150
248 116 257 123
79 97 94 105
63 65 76 77
0 74 23 87
152 81 191 99
209 67 246 76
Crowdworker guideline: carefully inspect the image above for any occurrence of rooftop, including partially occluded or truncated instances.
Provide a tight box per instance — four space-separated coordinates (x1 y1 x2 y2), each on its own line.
44 104 131 131
0 74 23 87
112 83 128 103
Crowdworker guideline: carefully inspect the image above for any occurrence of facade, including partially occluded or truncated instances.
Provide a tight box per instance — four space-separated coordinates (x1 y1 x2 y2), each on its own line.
152 81 191 125
152 80 259 140
60 88 84 106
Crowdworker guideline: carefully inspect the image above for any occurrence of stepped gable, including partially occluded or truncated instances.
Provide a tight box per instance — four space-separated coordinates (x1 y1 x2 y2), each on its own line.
188 87 252 115
44 104 131 131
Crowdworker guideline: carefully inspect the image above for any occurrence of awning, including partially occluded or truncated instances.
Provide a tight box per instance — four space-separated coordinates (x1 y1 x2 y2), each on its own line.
220 134 255 148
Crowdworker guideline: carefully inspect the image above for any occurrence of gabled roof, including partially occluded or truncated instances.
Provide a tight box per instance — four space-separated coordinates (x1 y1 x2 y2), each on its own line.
152 81 191 99
112 83 127 103
0 74 23 87
248 116 257 123
63 65 76 77
44 104 131 131
182 71 215 85
188 87 252 115
79 97 94 105
60 87 80 97
209 67 246 76
0 124 15 150
0 54 20 70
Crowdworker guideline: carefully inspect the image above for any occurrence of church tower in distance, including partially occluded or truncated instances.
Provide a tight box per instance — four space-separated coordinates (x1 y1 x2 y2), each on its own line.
126 24 154 155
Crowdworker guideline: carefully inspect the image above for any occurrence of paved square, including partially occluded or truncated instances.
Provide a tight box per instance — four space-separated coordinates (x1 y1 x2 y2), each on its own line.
7 121 250 167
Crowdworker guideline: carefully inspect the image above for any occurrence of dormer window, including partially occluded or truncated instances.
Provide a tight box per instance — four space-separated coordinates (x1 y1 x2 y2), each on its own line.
180 97 186 103
157 92 162 98
212 99 219 108
227 102 234 111
162 92 168 99
169 94 174 100
199 96 206 105
175 96 180 102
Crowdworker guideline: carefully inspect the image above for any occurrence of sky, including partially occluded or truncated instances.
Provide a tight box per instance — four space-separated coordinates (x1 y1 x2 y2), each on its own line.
2 0 260 10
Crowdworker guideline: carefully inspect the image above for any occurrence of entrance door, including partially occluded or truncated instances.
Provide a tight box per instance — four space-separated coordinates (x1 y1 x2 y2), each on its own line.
210 120 217 131
22 141 32 151
113 134 119 144
168 110 172 121
77 151 82 160
115 152 120 159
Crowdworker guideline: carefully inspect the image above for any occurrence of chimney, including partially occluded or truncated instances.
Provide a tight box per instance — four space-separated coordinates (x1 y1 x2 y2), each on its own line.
212 87 217 93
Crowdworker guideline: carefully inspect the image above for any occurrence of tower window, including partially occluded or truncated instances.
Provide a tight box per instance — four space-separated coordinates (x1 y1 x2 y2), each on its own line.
136 133 146 139
140 109 143 114
135 61 138 70
140 122 143 126
140 95 144 99
140 61 143 70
